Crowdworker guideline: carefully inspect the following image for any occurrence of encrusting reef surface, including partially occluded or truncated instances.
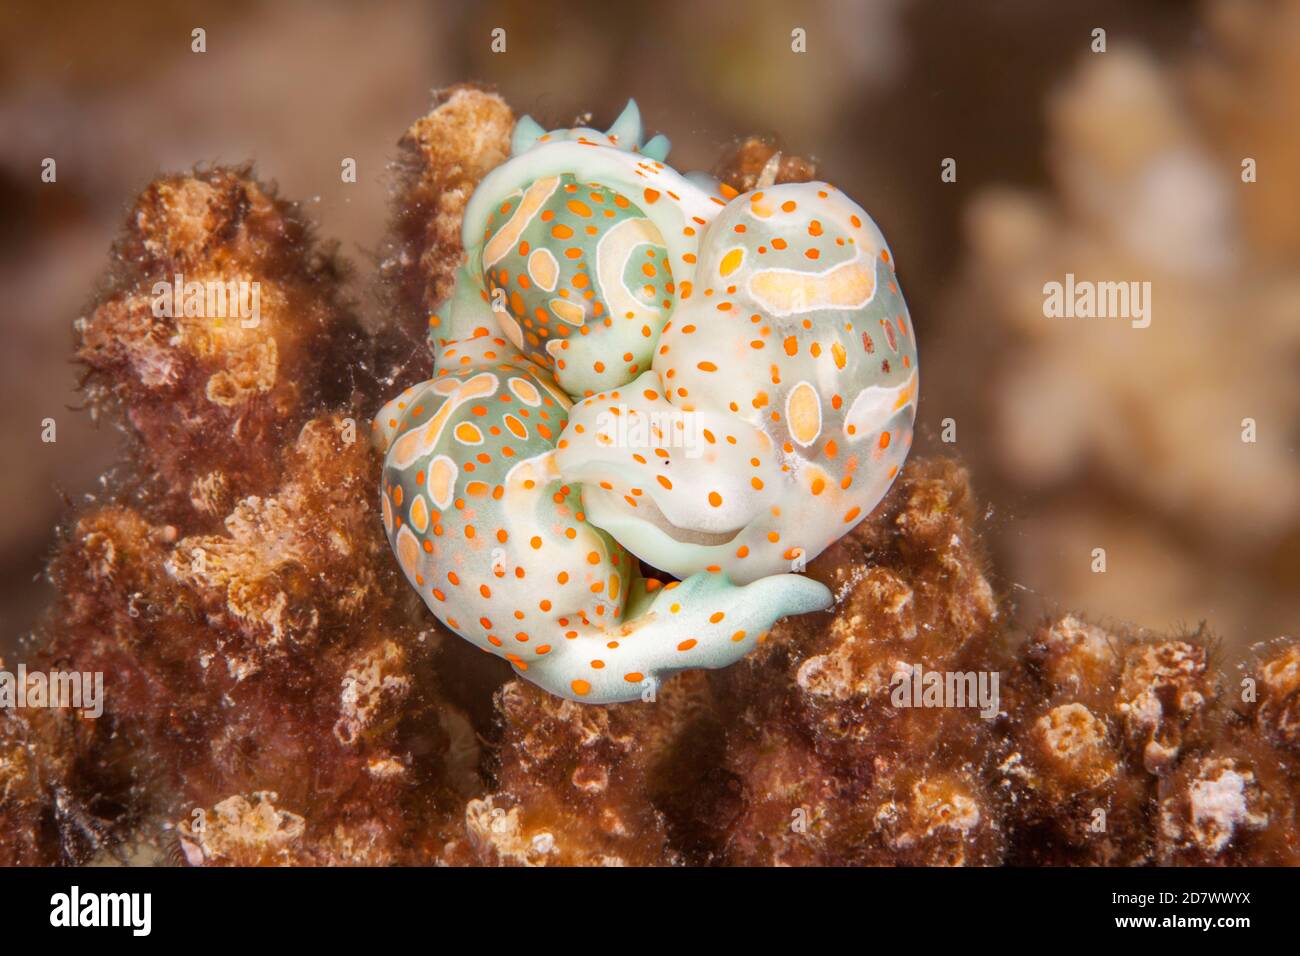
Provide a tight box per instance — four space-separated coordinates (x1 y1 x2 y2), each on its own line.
1 87 1296 866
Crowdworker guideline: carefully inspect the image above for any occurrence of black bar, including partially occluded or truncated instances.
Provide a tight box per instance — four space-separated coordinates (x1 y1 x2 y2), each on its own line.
0 865 1283 943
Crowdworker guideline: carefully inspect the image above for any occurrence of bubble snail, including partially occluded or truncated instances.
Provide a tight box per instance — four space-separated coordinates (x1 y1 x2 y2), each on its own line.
374 102 918 703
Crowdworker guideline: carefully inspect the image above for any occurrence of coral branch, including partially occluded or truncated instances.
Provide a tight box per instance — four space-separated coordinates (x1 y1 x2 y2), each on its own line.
1 90 1295 867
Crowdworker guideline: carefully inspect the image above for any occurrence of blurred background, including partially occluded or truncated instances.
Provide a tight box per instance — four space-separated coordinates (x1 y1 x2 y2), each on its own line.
1 0 1296 660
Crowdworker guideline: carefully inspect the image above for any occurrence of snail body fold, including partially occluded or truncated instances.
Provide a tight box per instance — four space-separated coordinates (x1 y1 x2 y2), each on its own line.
376 102 916 702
